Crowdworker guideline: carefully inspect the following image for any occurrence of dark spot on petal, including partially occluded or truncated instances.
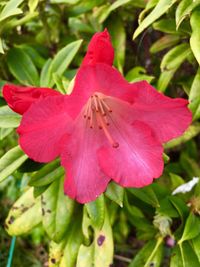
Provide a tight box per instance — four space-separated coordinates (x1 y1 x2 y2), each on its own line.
47 209 51 213
51 258 56 264
42 208 45 216
97 235 105 246
149 263 155 267
8 216 15 224
4 223 8 229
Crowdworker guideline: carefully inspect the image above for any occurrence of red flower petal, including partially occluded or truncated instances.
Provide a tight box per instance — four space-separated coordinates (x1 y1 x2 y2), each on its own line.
17 96 72 162
122 81 192 143
3 84 61 115
97 97 164 187
82 29 114 66
69 63 129 118
61 113 110 203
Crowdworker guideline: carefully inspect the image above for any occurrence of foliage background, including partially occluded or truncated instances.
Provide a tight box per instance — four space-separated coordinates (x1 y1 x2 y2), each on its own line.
1 0 200 266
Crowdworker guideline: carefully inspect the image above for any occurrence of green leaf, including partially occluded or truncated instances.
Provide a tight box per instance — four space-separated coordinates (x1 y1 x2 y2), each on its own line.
179 213 200 243
68 0 104 16
170 242 200 267
48 239 66 267
59 212 83 267
158 197 179 218
0 128 13 140
169 196 189 220
107 15 126 73
97 0 132 23
133 0 178 39
0 105 21 128
51 0 80 4
190 8 200 65
125 66 154 83
33 185 49 198
48 39 82 87
53 73 67 94
0 0 24 22
128 186 159 207
105 182 124 207
189 68 200 102
41 177 75 242
161 43 191 71
157 69 175 92
192 234 200 262
129 238 163 267
19 44 46 68
28 0 39 12
40 58 53 87
150 35 180 53
5 188 42 235
158 43 192 91
86 194 105 229
0 38 4 54
180 153 200 177
7 47 39 86
0 146 28 183
153 19 177 34
29 160 64 187
77 208 113 267
169 173 185 190
176 0 200 29
68 17 94 34
76 244 93 267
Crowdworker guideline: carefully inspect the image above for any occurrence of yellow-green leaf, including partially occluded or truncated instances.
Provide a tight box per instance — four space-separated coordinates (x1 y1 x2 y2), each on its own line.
190 8 200 65
133 0 178 39
5 188 42 235
0 145 28 183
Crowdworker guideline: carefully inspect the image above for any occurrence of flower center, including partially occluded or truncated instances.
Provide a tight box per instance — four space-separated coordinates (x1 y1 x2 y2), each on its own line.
83 93 119 148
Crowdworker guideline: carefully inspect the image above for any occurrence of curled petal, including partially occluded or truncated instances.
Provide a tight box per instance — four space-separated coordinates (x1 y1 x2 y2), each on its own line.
98 97 164 187
3 84 61 114
121 81 192 143
82 29 114 66
17 95 72 162
61 113 110 203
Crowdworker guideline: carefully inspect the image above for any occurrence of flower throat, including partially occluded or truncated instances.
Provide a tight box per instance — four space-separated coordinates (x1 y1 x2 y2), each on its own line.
83 93 119 148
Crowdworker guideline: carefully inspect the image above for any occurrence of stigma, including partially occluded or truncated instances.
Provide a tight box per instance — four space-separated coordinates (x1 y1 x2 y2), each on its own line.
83 93 119 148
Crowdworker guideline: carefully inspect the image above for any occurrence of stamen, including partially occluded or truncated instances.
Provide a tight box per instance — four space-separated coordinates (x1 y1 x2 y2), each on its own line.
98 98 106 116
101 100 112 113
83 93 119 148
93 95 99 112
96 112 119 148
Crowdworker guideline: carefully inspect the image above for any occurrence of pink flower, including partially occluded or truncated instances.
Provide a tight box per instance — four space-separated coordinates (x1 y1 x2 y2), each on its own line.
3 29 192 203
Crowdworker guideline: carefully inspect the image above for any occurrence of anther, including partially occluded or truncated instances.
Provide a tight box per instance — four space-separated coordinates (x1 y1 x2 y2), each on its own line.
113 142 119 148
